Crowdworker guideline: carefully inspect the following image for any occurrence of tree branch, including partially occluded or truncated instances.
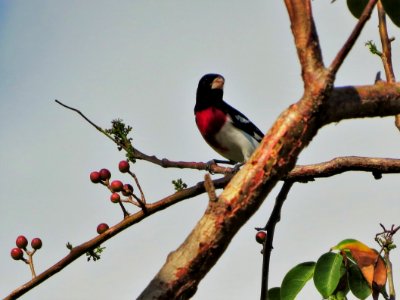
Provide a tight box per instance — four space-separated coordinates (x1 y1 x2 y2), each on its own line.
259 181 294 300
284 0 325 85
329 0 378 76
6 155 400 299
55 100 234 175
319 82 400 126
4 175 232 300
377 1 395 83
288 156 400 181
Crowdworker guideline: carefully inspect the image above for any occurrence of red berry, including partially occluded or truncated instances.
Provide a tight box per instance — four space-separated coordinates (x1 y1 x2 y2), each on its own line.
118 160 130 173
255 231 267 244
110 193 120 203
99 168 111 181
90 171 101 183
97 223 109 234
31 238 42 250
110 180 123 192
11 248 24 260
122 184 134 196
16 235 28 249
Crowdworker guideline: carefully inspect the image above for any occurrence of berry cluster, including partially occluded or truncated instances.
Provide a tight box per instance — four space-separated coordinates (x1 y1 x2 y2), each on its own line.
10 235 42 277
90 160 146 230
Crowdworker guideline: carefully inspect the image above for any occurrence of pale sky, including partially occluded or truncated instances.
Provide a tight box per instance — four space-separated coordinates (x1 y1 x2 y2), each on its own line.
1 1 400 300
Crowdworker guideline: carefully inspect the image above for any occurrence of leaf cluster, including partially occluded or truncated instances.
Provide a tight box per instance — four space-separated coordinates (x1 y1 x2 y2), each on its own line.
86 246 106 262
172 178 188 191
268 239 388 300
105 119 136 162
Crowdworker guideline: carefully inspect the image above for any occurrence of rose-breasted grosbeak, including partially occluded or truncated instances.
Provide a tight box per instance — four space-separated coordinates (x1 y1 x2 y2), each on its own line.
194 73 264 163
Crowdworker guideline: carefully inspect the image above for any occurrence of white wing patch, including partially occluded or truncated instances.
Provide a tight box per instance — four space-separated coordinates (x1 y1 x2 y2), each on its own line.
235 115 250 123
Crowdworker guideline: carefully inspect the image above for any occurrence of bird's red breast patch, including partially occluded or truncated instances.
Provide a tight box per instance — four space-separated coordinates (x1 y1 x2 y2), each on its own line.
195 107 227 150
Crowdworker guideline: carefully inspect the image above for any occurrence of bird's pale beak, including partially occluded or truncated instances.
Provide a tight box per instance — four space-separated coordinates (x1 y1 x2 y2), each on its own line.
211 77 225 90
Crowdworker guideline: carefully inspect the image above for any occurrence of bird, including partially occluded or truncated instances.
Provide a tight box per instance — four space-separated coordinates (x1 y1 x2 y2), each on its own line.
194 73 264 164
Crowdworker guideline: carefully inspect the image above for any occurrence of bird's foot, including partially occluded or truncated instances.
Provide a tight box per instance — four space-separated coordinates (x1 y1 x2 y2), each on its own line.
205 159 218 174
206 159 238 174
232 162 244 173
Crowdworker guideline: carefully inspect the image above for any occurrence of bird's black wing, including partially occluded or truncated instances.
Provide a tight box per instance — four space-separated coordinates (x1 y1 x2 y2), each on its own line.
220 100 264 142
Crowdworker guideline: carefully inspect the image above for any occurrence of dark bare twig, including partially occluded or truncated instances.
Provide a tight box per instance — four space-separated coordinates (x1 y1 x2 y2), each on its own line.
329 0 378 76
257 181 295 300
55 100 106 133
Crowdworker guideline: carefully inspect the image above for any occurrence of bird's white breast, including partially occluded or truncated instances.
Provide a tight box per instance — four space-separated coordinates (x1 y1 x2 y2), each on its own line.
213 116 260 162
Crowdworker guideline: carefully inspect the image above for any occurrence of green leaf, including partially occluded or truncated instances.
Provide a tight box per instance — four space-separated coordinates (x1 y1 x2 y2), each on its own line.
381 0 400 27
313 252 343 298
346 0 369 18
348 263 371 300
267 287 281 300
328 290 347 300
281 262 316 300
172 178 188 191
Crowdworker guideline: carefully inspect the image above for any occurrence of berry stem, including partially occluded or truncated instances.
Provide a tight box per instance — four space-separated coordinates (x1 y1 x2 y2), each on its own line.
118 201 130 218
26 251 37 278
128 170 146 204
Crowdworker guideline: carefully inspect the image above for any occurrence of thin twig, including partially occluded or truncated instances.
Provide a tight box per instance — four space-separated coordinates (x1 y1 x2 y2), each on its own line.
128 170 146 203
288 156 400 181
329 0 378 76
118 201 130 218
257 181 295 300
55 100 108 135
377 0 400 131
55 100 234 175
377 1 395 83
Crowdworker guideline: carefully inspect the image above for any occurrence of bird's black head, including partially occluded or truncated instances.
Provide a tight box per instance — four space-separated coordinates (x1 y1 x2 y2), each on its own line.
195 74 225 111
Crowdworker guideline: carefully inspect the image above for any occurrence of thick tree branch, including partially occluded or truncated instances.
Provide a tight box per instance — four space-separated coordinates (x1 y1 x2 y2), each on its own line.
319 82 400 125
6 155 400 299
284 0 325 85
137 76 334 298
137 1 393 294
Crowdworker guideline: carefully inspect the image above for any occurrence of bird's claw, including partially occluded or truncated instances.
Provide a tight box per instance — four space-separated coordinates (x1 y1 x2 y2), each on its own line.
205 160 217 174
232 162 244 173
